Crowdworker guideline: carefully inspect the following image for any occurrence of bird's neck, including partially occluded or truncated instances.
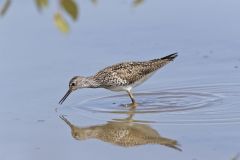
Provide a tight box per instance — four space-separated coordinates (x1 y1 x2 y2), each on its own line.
84 77 100 88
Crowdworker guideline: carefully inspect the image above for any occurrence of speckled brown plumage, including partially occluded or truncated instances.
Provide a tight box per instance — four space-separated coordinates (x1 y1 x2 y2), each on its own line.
60 115 181 151
92 53 178 88
59 53 178 104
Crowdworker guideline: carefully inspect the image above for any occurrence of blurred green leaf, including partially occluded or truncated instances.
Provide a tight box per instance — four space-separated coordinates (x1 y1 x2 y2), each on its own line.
35 0 48 11
133 0 144 7
54 12 69 33
90 0 98 5
0 0 11 16
60 0 78 21
232 154 240 160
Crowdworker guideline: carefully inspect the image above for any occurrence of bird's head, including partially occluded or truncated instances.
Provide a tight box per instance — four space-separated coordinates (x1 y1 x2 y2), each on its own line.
59 76 87 104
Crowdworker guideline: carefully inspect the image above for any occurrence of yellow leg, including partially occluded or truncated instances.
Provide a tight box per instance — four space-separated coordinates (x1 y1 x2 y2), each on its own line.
127 91 136 104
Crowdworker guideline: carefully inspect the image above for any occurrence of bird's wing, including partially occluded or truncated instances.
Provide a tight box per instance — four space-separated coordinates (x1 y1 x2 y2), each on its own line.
93 61 157 87
93 53 177 87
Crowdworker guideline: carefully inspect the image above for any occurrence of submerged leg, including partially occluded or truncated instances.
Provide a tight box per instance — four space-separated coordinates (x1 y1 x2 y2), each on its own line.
127 91 136 104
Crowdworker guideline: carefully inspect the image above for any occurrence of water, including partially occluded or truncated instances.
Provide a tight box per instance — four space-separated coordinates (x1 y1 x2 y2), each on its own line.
1 0 240 160
61 84 240 125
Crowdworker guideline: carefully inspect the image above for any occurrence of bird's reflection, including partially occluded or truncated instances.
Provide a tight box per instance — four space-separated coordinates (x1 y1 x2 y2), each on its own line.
60 107 181 151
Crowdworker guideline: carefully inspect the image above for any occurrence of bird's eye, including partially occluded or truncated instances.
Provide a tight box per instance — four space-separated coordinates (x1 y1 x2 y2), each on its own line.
71 82 76 86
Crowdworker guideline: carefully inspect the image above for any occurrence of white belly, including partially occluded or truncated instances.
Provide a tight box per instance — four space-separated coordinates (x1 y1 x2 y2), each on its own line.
131 71 156 88
108 85 132 92
107 71 156 92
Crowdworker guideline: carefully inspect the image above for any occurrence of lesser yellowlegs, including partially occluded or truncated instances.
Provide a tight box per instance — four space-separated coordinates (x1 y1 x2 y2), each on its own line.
59 53 178 105
60 115 181 150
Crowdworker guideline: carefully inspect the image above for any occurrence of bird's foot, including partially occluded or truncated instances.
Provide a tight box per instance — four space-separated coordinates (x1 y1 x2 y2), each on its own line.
120 102 138 108
129 102 138 108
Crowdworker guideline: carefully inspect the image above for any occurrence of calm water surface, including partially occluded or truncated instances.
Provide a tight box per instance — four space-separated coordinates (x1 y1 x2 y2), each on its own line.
0 0 240 160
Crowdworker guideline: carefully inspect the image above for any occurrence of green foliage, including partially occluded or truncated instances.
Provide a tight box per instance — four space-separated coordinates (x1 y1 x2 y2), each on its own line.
0 0 144 34
90 0 98 5
0 0 11 16
133 0 144 7
54 12 69 33
60 0 78 21
35 0 48 11
231 154 240 160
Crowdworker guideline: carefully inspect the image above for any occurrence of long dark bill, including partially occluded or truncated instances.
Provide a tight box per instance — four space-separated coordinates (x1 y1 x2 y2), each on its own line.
59 90 72 104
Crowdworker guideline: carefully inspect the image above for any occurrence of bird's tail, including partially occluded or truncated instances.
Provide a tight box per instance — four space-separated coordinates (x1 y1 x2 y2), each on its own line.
160 52 178 61
149 53 178 69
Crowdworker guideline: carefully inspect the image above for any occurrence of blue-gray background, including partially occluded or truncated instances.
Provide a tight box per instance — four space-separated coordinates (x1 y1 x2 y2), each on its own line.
0 0 240 160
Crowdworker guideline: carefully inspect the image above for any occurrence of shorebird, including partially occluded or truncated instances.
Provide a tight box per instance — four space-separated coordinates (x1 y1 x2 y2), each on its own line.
59 53 178 105
60 114 181 150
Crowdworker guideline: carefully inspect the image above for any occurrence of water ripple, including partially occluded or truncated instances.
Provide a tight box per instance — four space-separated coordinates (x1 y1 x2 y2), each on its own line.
77 91 221 114
61 83 240 125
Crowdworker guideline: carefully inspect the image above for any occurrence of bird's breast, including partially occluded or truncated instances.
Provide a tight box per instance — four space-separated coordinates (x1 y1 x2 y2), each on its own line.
106 85 132 92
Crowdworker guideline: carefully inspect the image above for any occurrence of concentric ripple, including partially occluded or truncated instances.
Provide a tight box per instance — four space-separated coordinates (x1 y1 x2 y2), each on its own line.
76 91 221 114
62 84 240 125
